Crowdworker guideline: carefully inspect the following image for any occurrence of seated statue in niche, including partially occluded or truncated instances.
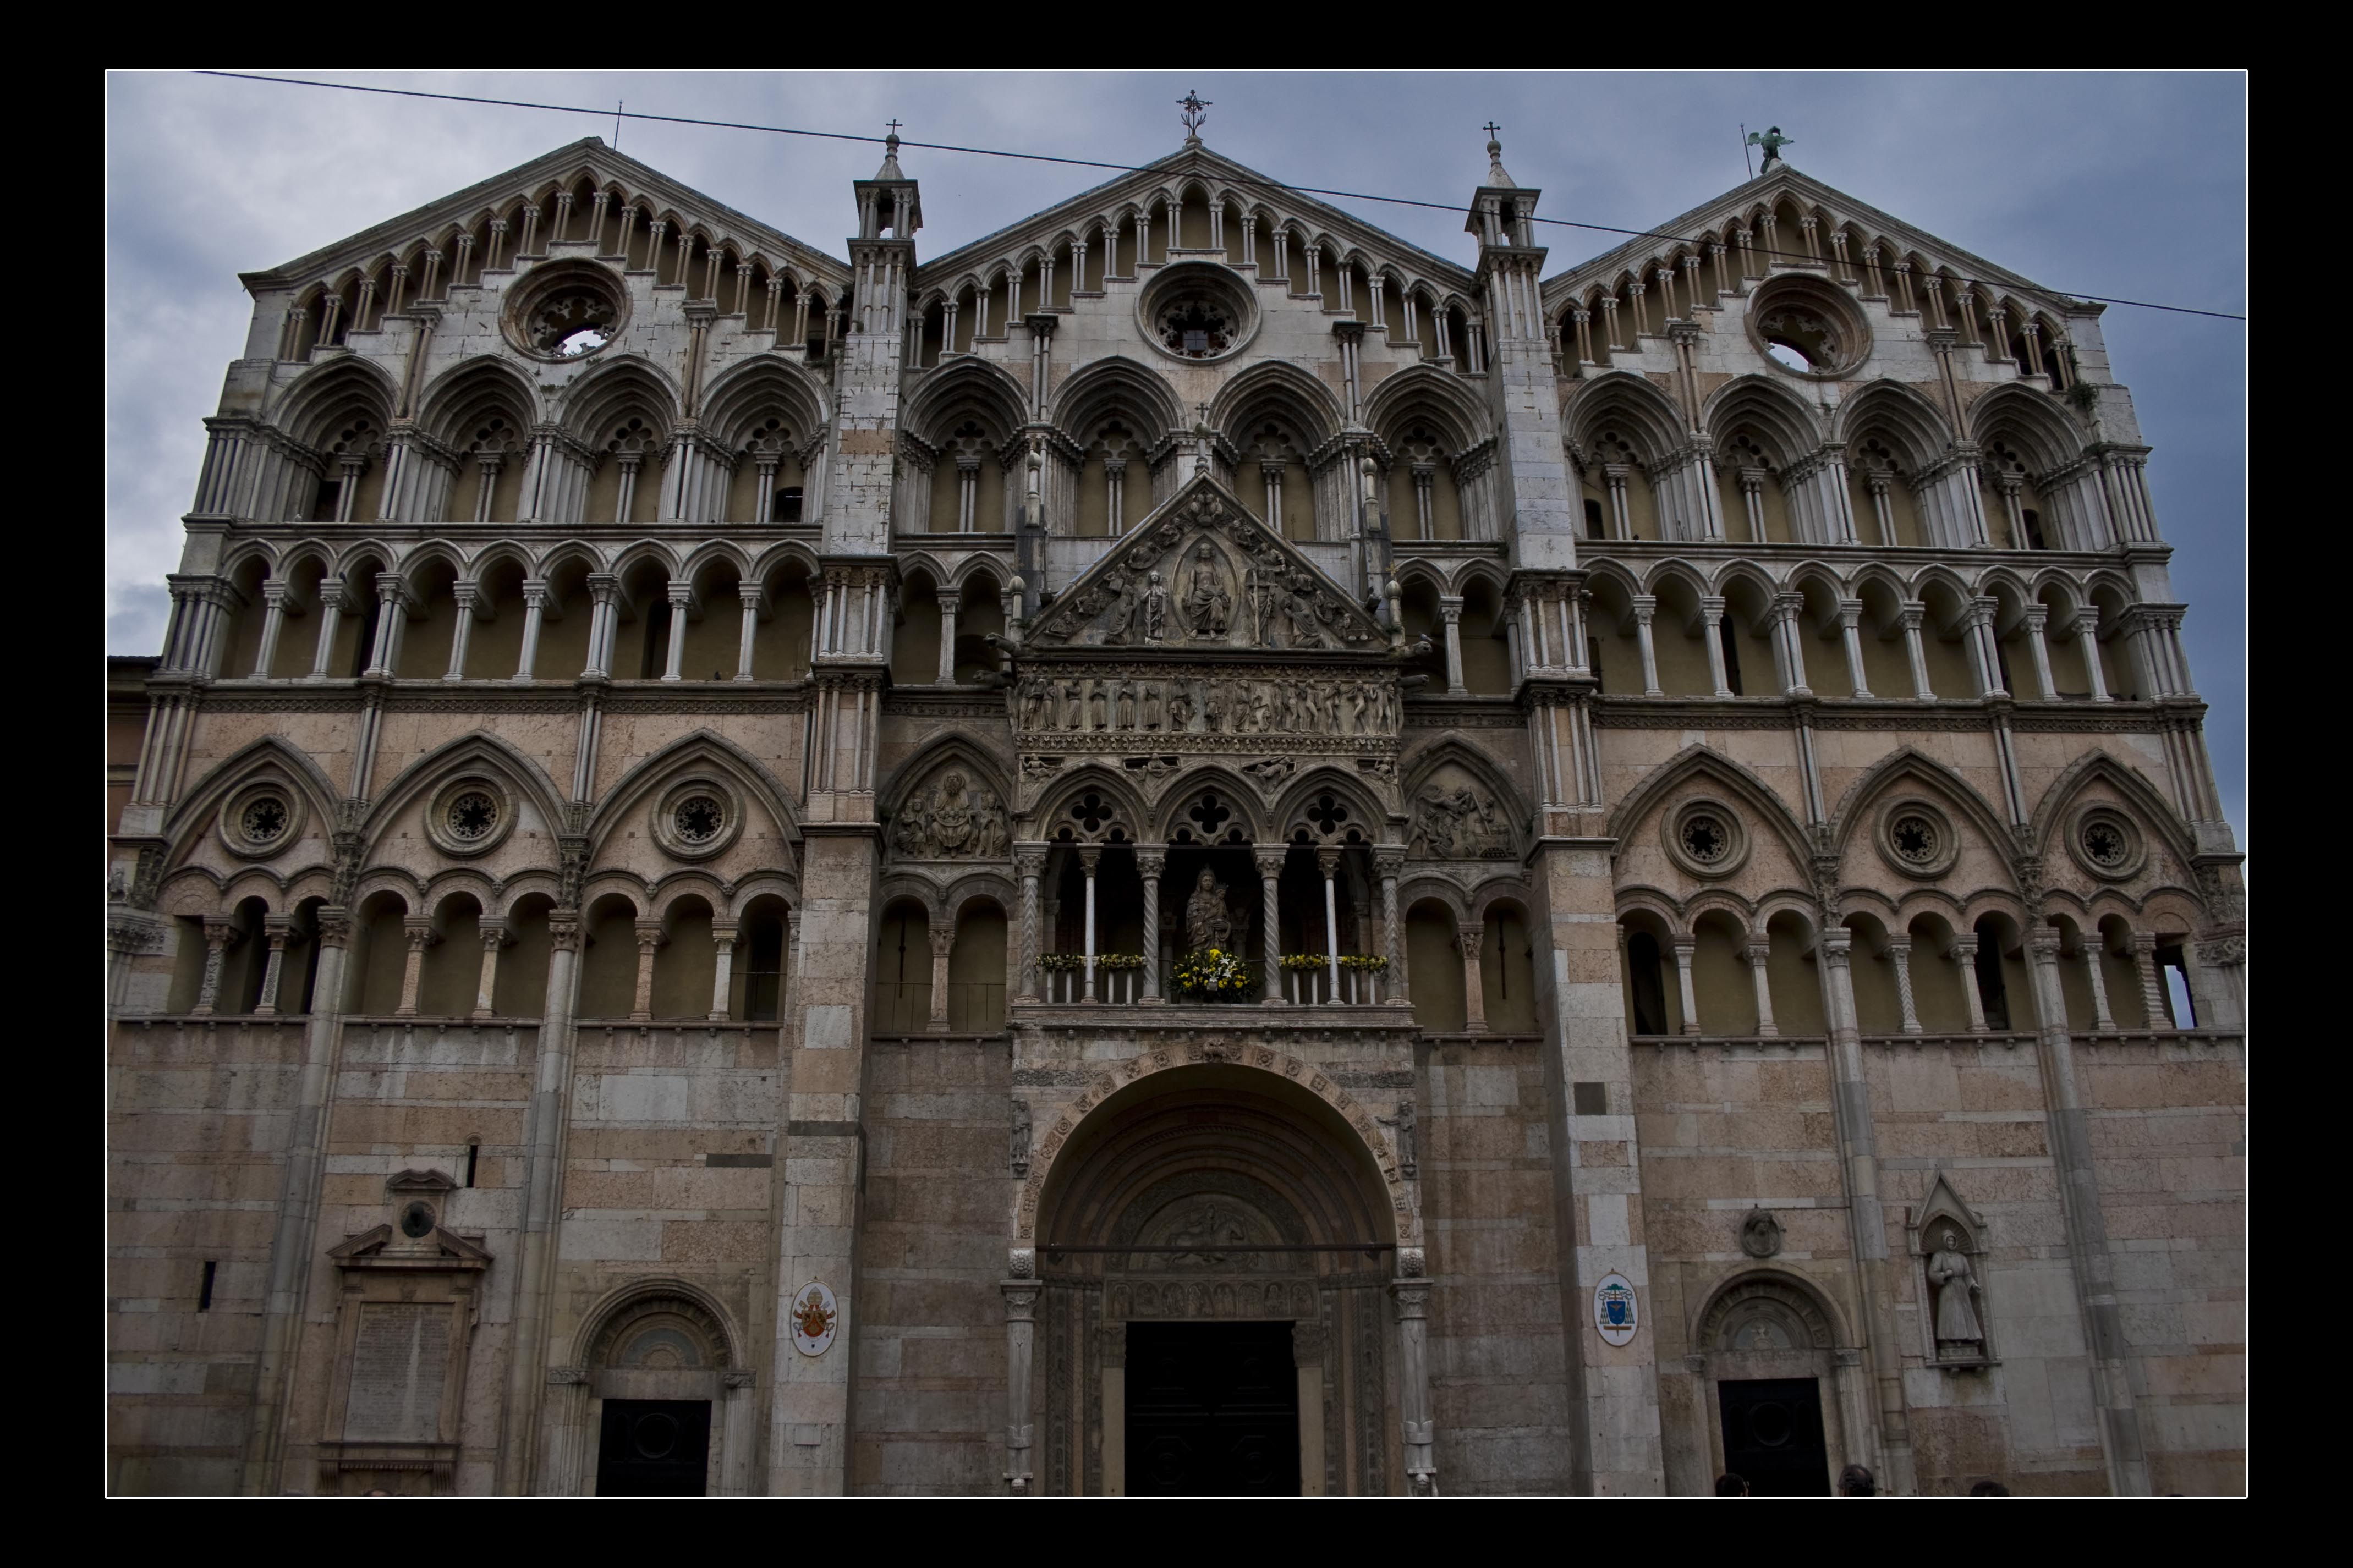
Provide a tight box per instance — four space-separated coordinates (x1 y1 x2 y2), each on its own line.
1185 867 1238 953
1928 1228 1985 1356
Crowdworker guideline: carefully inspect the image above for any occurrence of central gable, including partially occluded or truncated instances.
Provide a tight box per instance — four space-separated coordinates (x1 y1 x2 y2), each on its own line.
1028 473 1387 655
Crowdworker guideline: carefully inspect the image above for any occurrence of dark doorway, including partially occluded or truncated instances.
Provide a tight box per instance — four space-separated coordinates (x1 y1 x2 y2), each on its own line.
595 1398 711 1495
1716 1377 1829 1495
1125 1320 1301 1495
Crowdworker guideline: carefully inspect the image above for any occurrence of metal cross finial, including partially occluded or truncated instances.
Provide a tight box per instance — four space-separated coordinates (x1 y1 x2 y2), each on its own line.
1180 91 1211 139
886 119 903 137
1483 122 1502 140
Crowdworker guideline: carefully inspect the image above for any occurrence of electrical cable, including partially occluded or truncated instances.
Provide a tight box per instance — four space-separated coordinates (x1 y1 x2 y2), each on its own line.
188 70 2246 322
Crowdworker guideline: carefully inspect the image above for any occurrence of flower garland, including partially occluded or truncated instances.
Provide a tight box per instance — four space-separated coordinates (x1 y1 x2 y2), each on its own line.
1171 947 1250 997
1036 953 1145 972
1279 953 1390 972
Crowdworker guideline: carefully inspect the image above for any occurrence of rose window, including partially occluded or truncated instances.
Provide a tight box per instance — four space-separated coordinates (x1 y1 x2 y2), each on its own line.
2082 820 2127 869
674 796 726 845
240 796 289 843
526 289 617 357
1158 298 1235 360
1680 814 1731 866
1891 813 1940 866
447 791 500 842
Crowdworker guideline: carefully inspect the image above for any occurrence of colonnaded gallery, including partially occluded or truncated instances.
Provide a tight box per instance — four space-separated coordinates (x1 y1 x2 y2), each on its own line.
103 111 2245 1497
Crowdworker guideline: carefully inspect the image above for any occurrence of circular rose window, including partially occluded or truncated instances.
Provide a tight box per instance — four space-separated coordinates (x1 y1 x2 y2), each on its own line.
1743 274 1871 379
447 790 501 843
1889 812 1940 867
1681 814 1732 866
502 260 631 364
241 796 289 844
674 795 726 845
1136 259 1259 366
220 780 306 860
2069 807 2144 881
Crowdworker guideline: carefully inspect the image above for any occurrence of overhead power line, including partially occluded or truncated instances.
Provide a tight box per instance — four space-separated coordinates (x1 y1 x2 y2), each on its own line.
190 71 2247 323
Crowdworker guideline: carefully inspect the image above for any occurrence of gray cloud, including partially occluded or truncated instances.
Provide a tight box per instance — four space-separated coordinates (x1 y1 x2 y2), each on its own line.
105 70 2245 841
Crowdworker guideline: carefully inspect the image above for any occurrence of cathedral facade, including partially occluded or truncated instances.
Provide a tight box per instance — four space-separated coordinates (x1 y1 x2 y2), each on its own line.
104 120 2245 1495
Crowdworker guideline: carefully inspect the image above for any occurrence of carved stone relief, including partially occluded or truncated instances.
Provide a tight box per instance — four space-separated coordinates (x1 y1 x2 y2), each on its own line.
1016 671 1399 740
892 768 1009 860
1408 766 1510 860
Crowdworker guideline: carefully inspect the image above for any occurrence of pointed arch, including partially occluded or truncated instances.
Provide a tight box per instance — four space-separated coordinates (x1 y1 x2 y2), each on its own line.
2024 749 2198 871
1049 354 1187 448
1825 745 2017 866
903 354 1030 446
1562 370 1685 461
414 355 539 450
358 731 571 855
1606 744 1814 871
1702 373 1822 464
160 735 343 865
552 355 683 444
1400 738 1531 847
699 354 830 449
1363 362 1488 454
1831 378 1952 469
1208 360 1344 449
1965 382 2086 473
582 729 804 857
879 730 1014 821
272 354 399 449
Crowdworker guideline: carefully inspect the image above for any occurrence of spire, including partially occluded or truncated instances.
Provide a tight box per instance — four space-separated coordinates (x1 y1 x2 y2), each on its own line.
874 120 906 180
1482 123 1516 189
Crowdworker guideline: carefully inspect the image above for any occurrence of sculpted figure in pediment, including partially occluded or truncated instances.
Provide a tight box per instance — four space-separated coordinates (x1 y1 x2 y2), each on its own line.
1178 542 1234 641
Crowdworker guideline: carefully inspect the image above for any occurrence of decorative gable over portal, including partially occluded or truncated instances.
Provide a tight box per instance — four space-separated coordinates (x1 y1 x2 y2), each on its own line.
1011 473 1408 769
1027 473 1388 653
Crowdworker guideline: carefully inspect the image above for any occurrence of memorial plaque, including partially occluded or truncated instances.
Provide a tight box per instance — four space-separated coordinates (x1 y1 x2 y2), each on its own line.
345 1301 451 1442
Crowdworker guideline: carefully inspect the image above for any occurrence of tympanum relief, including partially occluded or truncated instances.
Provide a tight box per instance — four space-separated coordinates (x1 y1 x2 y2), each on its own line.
892 768 1010 860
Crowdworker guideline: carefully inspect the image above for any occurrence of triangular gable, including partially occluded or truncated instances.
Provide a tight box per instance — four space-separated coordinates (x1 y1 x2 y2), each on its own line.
917 143 1476 291
1025 471 1389 656
328 1222 493 1269
243 136 851 291
1542 167 2081 314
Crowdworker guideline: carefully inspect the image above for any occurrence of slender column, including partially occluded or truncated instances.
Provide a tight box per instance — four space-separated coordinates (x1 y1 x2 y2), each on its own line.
701 921 737 1022
1391 1277 1438 1495
252 583 291 678
1257 847 1286 1004
936 593 960 685
584 574 620 678
2080 933 2115 1033
1318 848 1342 998
307 580 346 679
1671 937 1701 1036
471 919 509 1019
443 582 479 680
926 923 953 1032
2072 614 2113 702
1701 597 1732 697
1837 601 1871 697
1374 848 1406 1008
1002 1279 1042 1494
661 585 692 681
1888 937 1922 1035
1439 597 1466 694
1078 846 1101 1004
1745 942 1779 1037
1016 848 1045 1002
1899 604 1934 699
736 584 764 681
1952 936 1989 1033
513 582 549 681
630 921 663 1021
1137 849 1165 1003
253 918 293 1015
2132 933 2170 1032
1631 597 1663 696
394 917 434 1017
1458 921 1489 1035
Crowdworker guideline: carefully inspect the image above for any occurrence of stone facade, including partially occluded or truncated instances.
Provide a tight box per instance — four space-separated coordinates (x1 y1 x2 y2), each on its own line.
105 123 2245 1496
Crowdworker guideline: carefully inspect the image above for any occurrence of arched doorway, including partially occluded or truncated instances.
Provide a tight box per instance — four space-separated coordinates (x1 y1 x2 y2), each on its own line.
1690 1271 1874 1497
1014 1047 1423 1495
538 1280 756 1496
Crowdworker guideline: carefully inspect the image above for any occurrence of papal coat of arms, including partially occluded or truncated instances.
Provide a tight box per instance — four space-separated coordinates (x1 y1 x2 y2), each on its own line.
791 1281 840 1357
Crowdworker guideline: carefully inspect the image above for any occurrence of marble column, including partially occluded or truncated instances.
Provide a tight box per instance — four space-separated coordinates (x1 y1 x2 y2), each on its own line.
1458 921 1489 1035
1745 941 1778 1037
1137 849 1165 1004
1257 847 1286 1004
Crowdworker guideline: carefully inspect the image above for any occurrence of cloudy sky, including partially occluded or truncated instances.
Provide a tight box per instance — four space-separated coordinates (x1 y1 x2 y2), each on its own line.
105 71 2246 840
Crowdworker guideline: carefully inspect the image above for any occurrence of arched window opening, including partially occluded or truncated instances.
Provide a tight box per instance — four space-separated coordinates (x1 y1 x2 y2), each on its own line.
575 894 643 1020
738 900 789 1022
2155 941 2197 1028
418 894 482 1017
1406 898 1466 1034
651 896 717 1021
347 890 411 1016
221 896 271 1015
873 900 932 1035
950 900 1010 1032
1621 921 1673 1036
496 895 555 1017
1970 915 2018 1032
1482 902 1538 1034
